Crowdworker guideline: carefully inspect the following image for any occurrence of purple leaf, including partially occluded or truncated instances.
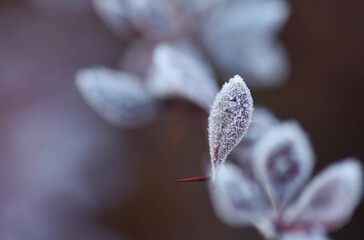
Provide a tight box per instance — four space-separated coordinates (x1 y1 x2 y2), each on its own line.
208 75 253 178
252 121 314 208
75 67 158 128
283 159 363 231
209 162 268 227
146 42 219 111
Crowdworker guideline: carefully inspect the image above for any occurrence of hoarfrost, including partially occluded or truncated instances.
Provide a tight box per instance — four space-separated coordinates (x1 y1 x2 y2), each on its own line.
252 121 314 208
283 159 363 231
75 67 158 128
208 75 253 178
209 162 269 227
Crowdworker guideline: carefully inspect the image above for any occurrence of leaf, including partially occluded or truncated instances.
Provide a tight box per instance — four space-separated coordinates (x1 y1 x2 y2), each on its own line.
252 121 314 208
92 0 134 39
208 75 253 178
75 67 158 128
209 162 268 227
283 159 363 231
200 0 290 87
146 42 219 111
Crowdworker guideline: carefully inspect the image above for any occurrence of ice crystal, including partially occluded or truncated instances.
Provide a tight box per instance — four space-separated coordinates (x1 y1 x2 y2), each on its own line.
208 75 253 178
75 67 158 128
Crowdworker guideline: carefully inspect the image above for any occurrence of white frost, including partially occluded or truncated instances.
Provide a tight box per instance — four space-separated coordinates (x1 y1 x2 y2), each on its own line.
209 162 268 227
252 121 314 208
283 158 363 231
208 75 253 178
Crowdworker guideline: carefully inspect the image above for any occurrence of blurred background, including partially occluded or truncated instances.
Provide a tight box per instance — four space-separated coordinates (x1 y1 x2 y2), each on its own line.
0 0 363 239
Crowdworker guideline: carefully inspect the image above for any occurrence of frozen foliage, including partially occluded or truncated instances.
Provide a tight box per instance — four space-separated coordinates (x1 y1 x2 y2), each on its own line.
76 67 158 128
91 0 133 39
91 0 290 87
207 104 363 239
283 159 363 231
146 42 219 111
210 162 269 227
252 122 314 208
200 0 290 87
208 75 253 178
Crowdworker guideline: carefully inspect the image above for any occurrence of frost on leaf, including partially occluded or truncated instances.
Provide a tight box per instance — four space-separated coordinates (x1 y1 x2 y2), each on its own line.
209 162 268 227
92 0 133 39
146 42 219 111
283 159 363 231
200 0 290 87
208 75 253 178
75 67 158 128
252 122 314 208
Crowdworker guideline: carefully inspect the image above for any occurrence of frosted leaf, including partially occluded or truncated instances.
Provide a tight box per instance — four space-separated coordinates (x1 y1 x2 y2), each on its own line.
200 0 290 87
208 75 253 178
202 0 290 36
252 122 314 208
283 159 363 231
75 67 158 128
125 0 189 41
118 39 155 78
146 42 219 111
92 0 133 39
209 162 269 227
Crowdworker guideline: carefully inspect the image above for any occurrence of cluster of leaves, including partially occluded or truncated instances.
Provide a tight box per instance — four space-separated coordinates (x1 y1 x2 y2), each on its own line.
76 0 290 129
74 1 363 240
208 77 363 240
